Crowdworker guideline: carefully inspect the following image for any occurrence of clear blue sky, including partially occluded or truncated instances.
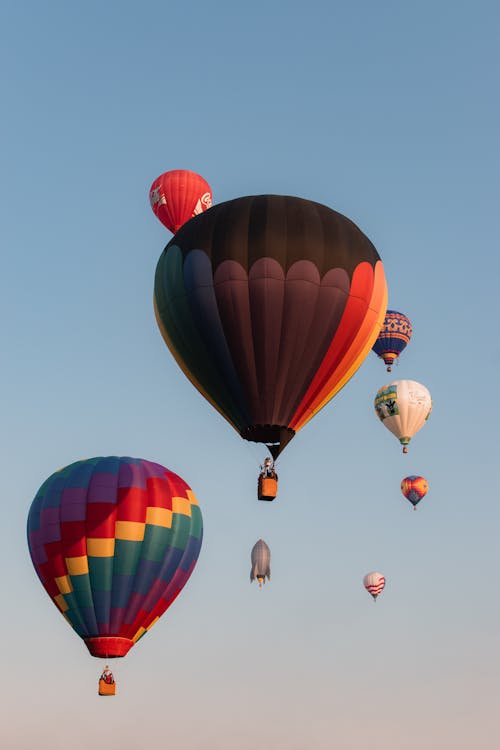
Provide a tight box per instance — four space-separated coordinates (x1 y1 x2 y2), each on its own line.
1 2 499 748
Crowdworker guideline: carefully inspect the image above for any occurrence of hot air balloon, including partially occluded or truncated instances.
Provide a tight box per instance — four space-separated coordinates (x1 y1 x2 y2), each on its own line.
154 195 388 460
250 539 271 587
374 379 432 453
363 572 385 601
27 457 203 693
149 169 213 233
372 309 412 371
401 475 428 509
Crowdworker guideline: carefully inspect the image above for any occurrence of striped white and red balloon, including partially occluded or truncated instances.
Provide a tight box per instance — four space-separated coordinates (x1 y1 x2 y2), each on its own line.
363 572 386 601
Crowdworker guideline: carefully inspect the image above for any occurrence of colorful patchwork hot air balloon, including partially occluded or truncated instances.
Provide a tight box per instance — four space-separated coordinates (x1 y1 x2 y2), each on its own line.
372 309 412 371
363 572 385 601
154 195 388 459
250 539 271 587
401 475 428 509
27 457 203 661
374 379 432 453
149 169 213 233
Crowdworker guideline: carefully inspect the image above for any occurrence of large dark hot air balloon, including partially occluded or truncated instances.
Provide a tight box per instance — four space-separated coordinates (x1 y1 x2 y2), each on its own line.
149 170 213 233
27 457 203 667
154 195 388 458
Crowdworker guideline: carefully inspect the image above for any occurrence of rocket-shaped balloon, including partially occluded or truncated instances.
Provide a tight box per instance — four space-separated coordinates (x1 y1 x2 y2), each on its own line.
250 539 271 587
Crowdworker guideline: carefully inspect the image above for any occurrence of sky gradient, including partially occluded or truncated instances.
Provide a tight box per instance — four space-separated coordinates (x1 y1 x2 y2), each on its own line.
1 2 500 748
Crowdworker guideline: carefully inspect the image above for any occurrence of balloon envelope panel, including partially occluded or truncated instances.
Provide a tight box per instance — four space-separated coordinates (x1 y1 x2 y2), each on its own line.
27 457 203 657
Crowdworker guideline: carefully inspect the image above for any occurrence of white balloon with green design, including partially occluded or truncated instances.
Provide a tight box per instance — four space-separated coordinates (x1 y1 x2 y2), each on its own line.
374 379 432 453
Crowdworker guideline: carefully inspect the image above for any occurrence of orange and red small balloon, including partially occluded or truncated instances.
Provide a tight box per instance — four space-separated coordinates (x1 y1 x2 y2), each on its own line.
401 475 428 509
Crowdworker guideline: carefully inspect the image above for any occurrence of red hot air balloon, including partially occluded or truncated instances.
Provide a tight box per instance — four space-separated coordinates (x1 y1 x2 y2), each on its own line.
149 170 213 233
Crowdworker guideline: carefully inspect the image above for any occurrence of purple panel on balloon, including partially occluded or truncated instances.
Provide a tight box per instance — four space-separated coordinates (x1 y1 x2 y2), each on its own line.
141 461 171 480
60 502 87 522
29 539 48 565
61 487 88 504
118 461 147 490
87 472 119 503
